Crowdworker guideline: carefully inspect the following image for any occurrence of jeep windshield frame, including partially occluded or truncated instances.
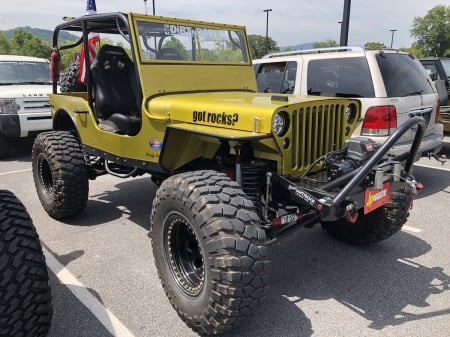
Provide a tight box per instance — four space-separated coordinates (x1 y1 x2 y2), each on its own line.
52 13 256 98
134 19 249 64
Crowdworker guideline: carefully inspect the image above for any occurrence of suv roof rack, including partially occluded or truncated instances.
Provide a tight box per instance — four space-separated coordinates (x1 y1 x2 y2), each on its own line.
262 46 364 58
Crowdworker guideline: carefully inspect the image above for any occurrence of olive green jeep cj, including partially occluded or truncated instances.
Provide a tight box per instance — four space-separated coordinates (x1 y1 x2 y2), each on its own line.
32 12 425 335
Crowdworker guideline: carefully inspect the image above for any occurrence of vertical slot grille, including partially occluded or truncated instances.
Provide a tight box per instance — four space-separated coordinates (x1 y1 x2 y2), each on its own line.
291 103 346 172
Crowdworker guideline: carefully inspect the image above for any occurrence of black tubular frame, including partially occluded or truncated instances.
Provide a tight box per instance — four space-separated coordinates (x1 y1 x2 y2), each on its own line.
273 116 425 223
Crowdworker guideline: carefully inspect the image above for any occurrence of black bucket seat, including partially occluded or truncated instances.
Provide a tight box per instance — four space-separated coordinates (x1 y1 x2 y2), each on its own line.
91 44 140 135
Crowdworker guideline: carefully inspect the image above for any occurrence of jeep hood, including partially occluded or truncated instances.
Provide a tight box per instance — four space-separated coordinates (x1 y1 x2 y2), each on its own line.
148 91 328 134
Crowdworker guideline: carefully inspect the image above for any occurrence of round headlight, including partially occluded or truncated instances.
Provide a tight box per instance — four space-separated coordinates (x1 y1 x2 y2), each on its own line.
345 103 358 123
273 112 288 136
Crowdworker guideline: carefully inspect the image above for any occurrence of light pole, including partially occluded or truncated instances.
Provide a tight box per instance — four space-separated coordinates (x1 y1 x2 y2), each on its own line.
143 0 156 15
339 0 351 46
263 9 272 55
390 29 397 48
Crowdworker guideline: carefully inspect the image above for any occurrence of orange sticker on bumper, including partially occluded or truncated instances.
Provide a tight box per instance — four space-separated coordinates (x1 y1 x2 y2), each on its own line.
364 182 390 214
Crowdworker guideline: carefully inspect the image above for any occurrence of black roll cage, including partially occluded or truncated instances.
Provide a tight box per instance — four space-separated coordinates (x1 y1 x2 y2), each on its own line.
51 13 139 113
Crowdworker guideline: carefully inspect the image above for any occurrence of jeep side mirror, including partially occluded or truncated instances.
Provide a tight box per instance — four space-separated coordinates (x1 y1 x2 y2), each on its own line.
435 79 449 106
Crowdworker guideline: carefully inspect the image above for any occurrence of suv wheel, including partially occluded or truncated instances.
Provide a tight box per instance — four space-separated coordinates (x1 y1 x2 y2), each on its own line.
0 190 52 337
32 131 89 219
150 170 270 335
322 185 413 245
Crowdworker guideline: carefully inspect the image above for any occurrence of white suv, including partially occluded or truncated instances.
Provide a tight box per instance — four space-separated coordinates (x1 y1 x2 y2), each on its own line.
253 47 444 161
0 55 53 158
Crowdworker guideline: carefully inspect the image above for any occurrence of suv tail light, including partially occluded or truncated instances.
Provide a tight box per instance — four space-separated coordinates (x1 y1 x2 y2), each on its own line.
436 98 440 122
361 105 397 136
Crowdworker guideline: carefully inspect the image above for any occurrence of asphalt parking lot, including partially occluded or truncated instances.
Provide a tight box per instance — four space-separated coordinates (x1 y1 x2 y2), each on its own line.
1 136 450 337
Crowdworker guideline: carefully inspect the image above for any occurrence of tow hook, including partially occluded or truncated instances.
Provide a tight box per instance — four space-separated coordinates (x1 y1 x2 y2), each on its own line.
407 178 423 204
345 203 358 223
428 152 447 165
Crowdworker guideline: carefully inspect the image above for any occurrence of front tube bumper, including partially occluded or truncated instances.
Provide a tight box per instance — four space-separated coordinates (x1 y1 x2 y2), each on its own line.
275 116 425 222
330 116 425 207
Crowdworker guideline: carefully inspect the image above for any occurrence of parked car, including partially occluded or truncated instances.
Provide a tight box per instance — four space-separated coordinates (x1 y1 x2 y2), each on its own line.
420 57 450 132
253 47 444 161
0 55 53 158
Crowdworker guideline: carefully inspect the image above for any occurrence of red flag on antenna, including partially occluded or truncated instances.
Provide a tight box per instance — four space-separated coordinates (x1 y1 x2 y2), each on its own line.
78 0 100 84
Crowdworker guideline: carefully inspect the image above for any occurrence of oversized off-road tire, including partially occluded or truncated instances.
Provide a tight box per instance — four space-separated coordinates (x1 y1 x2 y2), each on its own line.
32 131 89 220
322 185 413 245
0 134 9 159
150 170 270 335
60 59 87 93
0 190 52 337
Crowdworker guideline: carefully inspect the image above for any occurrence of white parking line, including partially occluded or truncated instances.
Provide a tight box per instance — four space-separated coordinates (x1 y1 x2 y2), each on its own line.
402 225 422 233
0 168 32 176
43 247 136 337
414 163 450 172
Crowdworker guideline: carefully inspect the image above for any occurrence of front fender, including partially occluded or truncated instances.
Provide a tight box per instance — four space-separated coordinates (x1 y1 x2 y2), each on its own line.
160 123 270 172
50 93 92 133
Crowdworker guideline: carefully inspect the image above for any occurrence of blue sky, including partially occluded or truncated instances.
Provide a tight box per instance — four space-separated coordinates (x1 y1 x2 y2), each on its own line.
0 0 447 48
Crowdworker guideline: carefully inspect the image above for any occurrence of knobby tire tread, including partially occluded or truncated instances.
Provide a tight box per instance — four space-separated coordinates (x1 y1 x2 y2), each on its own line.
150 170 270 335
60 60 87 93
323 185 413 245
0 190 52 337
32 131 88 219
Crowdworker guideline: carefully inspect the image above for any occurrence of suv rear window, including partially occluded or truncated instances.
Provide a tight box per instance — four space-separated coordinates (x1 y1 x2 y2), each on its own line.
441 59 450 78
307 57 375 98
375 53 434 97
421 63 439 81
255 61 297 93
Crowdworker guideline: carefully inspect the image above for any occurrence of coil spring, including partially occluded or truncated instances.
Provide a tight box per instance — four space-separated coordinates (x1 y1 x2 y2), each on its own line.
241 164 262 215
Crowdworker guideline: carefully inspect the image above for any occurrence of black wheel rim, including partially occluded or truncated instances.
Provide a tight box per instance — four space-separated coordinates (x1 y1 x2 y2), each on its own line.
165 214 205 297
37 153 54 198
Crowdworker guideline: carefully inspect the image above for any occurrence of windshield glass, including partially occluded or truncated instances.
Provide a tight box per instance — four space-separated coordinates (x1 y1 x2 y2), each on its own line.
136 21 248 64
0 61 50 84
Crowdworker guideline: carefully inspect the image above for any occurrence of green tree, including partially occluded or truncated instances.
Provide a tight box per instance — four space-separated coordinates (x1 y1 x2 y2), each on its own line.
313 39 338 48
400 44 425 58
58 43 82 70
0 32 10 54
247 34 279 59
58 38 131 71
162 36 189 59
410 5 450 57
9 28 51 58
364 41 387 49
213 42 245 62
